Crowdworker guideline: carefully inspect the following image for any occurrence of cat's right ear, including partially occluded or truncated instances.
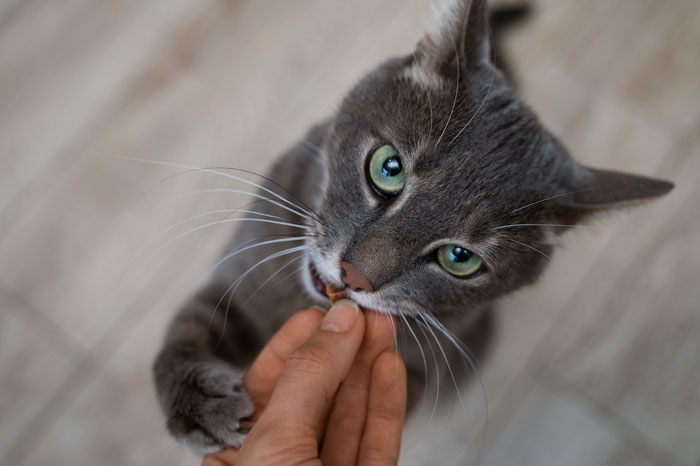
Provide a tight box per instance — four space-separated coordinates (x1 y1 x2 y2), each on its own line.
413 0 491 77
552 165 674 225
566 167 674 209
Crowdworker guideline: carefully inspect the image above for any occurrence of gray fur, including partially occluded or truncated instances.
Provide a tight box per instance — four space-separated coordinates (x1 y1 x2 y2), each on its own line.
153 0 672 454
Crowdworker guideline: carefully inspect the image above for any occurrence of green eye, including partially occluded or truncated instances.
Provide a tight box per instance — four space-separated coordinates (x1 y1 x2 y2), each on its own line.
437 245 484 277
368 144 405 196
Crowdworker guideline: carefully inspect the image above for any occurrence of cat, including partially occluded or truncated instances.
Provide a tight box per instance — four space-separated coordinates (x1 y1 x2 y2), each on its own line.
153 0 672 456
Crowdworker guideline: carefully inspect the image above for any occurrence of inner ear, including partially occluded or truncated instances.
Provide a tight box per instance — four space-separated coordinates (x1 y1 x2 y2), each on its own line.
415 0 490 76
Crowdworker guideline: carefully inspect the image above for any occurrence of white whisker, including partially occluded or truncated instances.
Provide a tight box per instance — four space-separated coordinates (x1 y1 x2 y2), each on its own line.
158 188 313 222
136 209 286 260
261 115 325 155
448 30 497 148
414 317 440 424
419 313 468 420
505 238 552 261
509 189 588 214
188 235 308 308
493 223 586 230
435 35 460 149
117 156 321 222
267 262 307 293
212 245 309 346
409 49 434 141
424 312 488 466
239 254 305 309
386 313 398 352
210 236 308 272
400 314 428 409
142 217 308 272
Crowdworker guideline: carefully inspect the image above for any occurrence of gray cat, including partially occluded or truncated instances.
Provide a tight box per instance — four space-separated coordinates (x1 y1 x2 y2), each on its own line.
153 0 672 455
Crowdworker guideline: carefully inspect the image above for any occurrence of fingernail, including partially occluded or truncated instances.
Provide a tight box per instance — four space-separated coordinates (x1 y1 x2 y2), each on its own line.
320 299 358 333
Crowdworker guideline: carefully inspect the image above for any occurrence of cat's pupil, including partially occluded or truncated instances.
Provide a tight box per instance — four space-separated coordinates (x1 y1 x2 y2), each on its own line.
382 157 402 177
450 246 472 263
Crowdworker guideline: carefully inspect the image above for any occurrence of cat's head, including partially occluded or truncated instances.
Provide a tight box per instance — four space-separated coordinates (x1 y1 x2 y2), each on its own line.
303 0 672 316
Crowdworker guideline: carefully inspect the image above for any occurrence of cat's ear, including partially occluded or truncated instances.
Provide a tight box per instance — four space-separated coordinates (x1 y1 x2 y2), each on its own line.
554 165 673 222
415 0 490 75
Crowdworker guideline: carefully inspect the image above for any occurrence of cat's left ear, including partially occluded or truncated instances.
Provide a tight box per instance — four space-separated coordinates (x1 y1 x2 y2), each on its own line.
554 165 673 222
415 0 491 75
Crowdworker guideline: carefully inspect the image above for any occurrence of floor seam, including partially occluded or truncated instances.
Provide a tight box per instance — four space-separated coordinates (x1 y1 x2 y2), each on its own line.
539 365 690 466
0 279 97 365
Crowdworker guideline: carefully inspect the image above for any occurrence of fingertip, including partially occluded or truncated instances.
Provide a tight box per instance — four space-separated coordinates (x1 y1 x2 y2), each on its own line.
320 299 361 333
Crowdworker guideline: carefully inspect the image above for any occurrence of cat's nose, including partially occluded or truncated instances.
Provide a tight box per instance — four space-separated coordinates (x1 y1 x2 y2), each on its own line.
340 261 374 292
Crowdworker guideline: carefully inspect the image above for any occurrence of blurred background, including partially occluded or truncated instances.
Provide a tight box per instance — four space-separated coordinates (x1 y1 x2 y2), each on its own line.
1 0 699 465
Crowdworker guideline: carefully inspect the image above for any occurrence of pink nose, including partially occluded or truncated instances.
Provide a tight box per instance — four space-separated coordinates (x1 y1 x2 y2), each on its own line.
340 261 374 292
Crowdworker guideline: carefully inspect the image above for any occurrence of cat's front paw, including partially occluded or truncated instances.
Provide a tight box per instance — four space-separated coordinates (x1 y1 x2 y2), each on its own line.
165 363 254 455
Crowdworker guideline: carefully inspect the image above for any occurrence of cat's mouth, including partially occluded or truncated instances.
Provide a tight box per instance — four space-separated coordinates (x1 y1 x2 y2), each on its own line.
306 257 385 314
309 261 332 298
308 259 386 314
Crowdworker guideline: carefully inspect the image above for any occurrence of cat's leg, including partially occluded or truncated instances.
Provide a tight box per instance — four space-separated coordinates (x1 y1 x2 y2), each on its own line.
153 291 265 455
153 121 329 454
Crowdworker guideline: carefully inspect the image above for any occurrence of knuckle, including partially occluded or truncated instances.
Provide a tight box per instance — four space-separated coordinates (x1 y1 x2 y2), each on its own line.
334 414 366 435
287 340 328 373
249 429 318 463
370 407 402 424
359 446 398 466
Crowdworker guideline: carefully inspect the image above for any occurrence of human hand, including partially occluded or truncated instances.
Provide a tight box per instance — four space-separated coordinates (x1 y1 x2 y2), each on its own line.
202 300 407 466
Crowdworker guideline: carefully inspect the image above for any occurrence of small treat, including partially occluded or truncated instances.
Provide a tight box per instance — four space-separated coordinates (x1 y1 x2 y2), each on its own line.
239 419 256 432
326 284 348 305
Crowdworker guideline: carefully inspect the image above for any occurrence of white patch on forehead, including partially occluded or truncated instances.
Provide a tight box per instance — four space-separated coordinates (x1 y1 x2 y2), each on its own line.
402 62 444 89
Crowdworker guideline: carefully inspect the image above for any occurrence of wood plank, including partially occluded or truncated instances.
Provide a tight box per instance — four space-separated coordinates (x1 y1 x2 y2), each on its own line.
507 0 700 136
0 290 76 459
482 377 656 466
553 0 700 135
15 292 195 466
0 0 208 220
539 141 700 465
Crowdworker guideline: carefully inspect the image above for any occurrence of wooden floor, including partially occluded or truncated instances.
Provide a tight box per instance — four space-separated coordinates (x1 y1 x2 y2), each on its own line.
1 1 698 465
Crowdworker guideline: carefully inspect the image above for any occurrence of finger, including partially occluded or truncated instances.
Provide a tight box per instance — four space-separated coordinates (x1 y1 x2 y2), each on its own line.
251 299 365 441
244 307 325 413
320 311 396 466
358 351 407 466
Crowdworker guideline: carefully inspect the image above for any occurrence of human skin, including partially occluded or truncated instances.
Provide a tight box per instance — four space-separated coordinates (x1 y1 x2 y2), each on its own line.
201 300 407 466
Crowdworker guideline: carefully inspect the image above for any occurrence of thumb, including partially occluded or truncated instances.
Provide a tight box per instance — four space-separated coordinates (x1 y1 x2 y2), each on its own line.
248 299 365 442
